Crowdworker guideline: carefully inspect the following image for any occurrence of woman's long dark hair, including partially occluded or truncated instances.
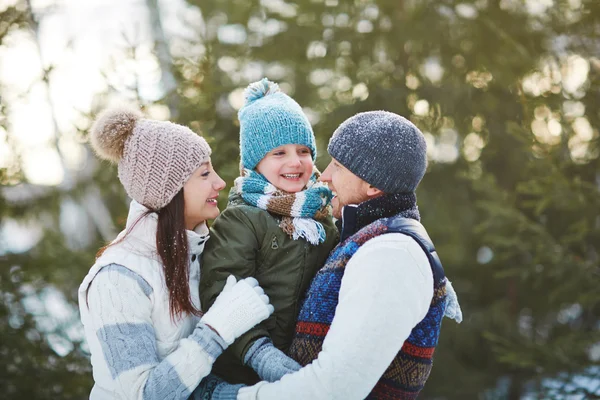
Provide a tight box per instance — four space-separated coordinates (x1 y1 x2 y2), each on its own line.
95 189 201 320
156 189 202 319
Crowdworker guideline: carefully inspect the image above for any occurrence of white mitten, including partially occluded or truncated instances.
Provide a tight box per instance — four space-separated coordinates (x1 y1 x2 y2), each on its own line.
201 275 274 345
444 280 463 323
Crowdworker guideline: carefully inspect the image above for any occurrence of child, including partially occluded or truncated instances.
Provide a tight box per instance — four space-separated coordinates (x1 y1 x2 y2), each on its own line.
200 78 339 387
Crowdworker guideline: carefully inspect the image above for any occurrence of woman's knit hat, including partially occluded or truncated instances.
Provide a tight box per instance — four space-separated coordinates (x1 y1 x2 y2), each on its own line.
238 78 316 170
90 106 211 210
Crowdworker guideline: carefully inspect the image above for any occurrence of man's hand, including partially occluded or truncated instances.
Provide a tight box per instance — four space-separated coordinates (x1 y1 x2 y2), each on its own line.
244 337 301 382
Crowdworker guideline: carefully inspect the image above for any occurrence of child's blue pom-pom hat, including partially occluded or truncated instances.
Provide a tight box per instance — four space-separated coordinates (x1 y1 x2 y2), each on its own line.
238 78 316 170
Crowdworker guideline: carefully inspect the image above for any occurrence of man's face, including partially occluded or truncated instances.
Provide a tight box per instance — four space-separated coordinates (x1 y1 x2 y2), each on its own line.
320 157 373 219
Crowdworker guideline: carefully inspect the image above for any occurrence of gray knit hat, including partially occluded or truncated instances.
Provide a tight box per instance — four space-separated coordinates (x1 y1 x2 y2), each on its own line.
327 111 427 193
90 107 211 210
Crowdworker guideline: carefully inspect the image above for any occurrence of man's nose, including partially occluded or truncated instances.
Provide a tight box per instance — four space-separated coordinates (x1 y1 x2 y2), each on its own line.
320 162 333 182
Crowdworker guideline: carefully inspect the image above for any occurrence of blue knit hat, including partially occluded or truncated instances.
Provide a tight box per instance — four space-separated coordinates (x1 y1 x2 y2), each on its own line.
239 78 316 170
328 111 427 193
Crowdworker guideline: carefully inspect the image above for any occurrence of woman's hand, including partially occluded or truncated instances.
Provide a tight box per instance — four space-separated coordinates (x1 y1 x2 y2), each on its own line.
201 275 274 345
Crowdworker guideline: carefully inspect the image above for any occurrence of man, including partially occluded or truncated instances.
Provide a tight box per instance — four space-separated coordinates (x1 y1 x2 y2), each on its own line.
220 111 462 400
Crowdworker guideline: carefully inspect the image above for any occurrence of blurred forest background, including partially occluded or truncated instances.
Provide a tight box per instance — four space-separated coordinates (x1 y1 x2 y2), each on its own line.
0 0 599 398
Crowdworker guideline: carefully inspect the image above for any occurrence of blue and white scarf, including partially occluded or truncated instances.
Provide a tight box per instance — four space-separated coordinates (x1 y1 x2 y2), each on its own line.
233 168 332 245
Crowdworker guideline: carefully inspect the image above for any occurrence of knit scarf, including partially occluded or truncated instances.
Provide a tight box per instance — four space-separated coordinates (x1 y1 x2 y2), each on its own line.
233 168 332 245
338 192 420 241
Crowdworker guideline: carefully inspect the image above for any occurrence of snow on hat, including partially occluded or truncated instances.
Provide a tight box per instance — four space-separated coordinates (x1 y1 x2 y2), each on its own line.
328 111 427 193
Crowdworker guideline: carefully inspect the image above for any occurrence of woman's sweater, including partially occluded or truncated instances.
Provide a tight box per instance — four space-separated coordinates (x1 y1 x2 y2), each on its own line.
78 201 227 400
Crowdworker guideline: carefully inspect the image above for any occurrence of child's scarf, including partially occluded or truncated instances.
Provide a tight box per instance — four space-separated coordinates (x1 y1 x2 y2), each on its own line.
234 168 332 245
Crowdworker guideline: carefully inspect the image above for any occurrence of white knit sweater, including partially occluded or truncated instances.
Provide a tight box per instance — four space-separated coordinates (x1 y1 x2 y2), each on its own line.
78 201 225 400
238 233 461 400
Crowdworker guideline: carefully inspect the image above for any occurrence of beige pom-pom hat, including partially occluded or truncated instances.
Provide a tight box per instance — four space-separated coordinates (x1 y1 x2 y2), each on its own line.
90 107 211 210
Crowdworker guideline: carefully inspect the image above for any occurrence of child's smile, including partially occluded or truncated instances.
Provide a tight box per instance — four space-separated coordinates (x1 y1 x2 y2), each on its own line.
282 173 302 180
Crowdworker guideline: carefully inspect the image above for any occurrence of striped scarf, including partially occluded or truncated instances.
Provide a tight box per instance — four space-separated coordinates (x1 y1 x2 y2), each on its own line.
233 168 332 245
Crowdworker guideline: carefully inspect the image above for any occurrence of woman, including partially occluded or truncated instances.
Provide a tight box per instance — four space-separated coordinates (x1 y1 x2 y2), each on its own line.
78 107 274 399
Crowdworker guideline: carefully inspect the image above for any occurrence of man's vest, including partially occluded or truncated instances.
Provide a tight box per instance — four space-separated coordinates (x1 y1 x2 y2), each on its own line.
288 215 448 400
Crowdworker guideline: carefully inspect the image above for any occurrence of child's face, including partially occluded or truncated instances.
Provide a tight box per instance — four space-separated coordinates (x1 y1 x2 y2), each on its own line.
256 144 314 193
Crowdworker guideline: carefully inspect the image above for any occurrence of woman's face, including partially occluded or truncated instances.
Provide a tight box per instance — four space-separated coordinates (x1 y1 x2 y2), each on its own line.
183 160 226 230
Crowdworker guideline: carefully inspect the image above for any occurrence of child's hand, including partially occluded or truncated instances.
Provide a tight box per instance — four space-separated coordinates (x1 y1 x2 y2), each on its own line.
201 276 274 345
244 337 301 382
192 374 245 400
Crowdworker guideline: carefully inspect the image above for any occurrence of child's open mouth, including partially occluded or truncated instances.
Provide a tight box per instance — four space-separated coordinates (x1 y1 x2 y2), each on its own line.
206 197 218 204
281 173 302 180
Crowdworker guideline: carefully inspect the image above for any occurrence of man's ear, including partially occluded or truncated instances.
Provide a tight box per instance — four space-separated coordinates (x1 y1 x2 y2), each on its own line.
366 185 383 198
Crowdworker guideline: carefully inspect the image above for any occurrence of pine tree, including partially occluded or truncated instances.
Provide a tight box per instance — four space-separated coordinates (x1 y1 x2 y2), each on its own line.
1 0 598 398
0 1 118 397
172 0 600 398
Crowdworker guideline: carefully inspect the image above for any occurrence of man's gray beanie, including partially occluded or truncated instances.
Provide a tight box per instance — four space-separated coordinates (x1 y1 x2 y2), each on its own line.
327 111 427 193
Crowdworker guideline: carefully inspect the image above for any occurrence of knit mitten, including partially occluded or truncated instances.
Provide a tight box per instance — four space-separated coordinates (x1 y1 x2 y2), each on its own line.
201 276 274 345
237 382 267 400
444 280 463 323
192 374 244 400
244 337 301 382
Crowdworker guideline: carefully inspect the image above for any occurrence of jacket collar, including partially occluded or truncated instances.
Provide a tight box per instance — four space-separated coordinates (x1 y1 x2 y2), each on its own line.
337 193 420 242
338 204 359 243
124 200 209 255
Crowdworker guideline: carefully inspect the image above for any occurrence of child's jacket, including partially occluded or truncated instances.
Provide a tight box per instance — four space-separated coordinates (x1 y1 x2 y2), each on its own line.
200 193 338 384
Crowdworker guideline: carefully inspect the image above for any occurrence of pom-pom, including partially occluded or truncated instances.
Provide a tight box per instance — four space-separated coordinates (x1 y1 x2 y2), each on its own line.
243 78 280 106
90 107 142 162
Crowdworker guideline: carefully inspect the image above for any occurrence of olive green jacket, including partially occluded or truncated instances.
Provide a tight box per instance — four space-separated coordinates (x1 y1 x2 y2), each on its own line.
200 194 338 384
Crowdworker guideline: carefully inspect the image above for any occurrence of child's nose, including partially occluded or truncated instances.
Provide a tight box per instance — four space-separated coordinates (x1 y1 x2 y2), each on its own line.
288 154 302 166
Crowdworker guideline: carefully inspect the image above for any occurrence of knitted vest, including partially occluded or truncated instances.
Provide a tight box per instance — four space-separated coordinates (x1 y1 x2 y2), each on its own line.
288 215 447 400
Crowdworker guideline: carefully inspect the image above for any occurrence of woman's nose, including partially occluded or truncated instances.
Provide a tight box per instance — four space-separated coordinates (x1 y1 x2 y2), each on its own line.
214 174 226 190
